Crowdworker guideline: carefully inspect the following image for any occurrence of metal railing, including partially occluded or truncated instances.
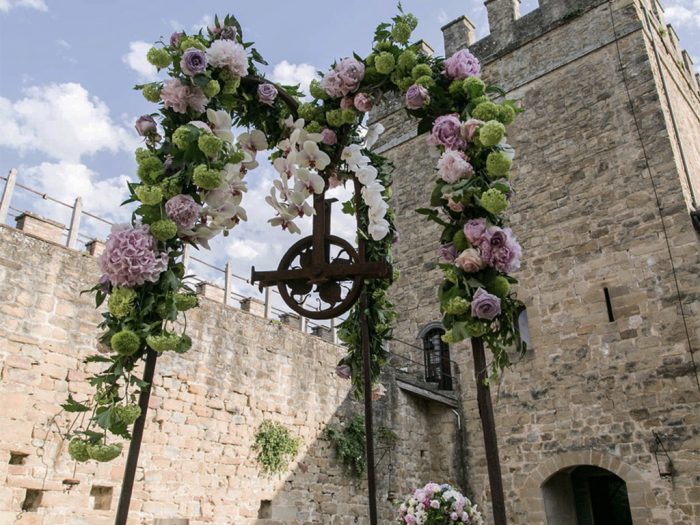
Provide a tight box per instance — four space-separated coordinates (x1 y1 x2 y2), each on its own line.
0 168 341 341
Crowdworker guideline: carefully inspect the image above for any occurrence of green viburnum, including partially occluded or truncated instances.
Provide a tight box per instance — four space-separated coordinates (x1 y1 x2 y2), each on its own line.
137 156 165 185
110 330 141 356
223 78 241 94
487 151 513 178
146 333 181 353
175 334 193 353
403 13 418 30
68 439 90 462
444 296 470 316
466 319 489 337
480 188 509 215
415 75 435 88
449 79 466 97
179 37 206 51
375 52 396 74
374 41 393 52
463 76 486 98
397 50 417 71
159 177 182 199
326 109 344 128
411 63 432 79
472 101 500 121
365 53 376 66
479 120 506 147
135 147 153 164
150 219 178 241
305 121 323 133
297 102 318 122
309 79 329 100
443 266 459 284
142 83 161 103
193 165 223 189
134 185 163 205
107 287 137 319
114 404 141 426
198 133 223 157
441 329 456 344
453 230 469 252
227 150 246 164
203 79 221 98
172 125 197 150
174 293 198 311
146 47 171 69
489 276 511 299
87 443 123 462
341 108 357 125
497 104 516 125
391 22 411 44
397 77 415 91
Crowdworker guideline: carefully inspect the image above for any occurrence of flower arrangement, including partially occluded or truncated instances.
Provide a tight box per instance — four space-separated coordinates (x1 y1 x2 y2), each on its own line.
63 6 523 462
397 483 483 525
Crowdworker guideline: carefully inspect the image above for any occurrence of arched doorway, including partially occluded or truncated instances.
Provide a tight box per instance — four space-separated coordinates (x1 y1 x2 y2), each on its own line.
542 465 634 525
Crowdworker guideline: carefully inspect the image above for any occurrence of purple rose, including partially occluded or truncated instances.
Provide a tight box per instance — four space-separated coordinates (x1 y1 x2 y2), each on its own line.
437 243 457 262
135 115 157 137
170 31 185 48
463 218 486 245
165 194 202 231
471 287 501 320
443 49 481 80
99 224 169 288
321 128 337 145
405 84 430 110
335 364 351 379
320 71 344 98
257 83 278 105
180 47 207 76
354 92 373 112
430 114 465 150
480 226 521 273
321 57 365 97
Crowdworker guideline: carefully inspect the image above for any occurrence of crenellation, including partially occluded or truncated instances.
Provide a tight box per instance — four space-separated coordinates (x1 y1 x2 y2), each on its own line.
484 0 521 47
440 15 476 57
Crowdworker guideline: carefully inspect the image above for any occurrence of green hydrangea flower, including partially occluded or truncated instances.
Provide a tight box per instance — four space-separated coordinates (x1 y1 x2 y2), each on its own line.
114 404 141 426
466 319 489 337
443 266 459 284
297 103 318 122
68 439 90 462
146 47 171 69
375 52 396 74
179 37 205 51
472 101 500 121
146 333 181 353
414 75 435 88
391 22 412 44
111 330 141 356
441 329 456 344
227 150 246 164
444 296 470 315
479 120 506 147
134 185 163 206
449 79 466 97
87 443 123 462
135 148 153 164
159 177 182 199
463 77 486 98
172 126 197 150
403 13 418 30
411 63 432 79
489 276 511 298
107 287 137 319
497 104 516 125
137 156 164 185
222 77 241 94
309 79 329 100
150 219 177 241
198 133 223 157
397 77 415 92
471 95 490 106
375 41 393 52
305 121 322 133
174 293 198 311
341 108 357 125
193 165 223 190
365 53 376 67
480 188 509 215
325 109 344 128
487 151 513 178
142 83 161 103
203 79 221 98
363 66 383 85
397 50 417 71
453 230 469 251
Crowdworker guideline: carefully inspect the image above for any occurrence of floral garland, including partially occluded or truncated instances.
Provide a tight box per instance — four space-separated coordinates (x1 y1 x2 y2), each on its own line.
397 483 483 525
63 7 522 463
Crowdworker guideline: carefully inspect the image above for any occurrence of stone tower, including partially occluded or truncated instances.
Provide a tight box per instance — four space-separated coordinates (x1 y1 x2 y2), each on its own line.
372 0 700 523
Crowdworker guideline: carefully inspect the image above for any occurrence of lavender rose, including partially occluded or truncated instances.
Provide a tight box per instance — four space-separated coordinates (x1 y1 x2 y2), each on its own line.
257 83 278 105
437 243 457 262
405 84 430 109
479 226 522 273
471 287 501 321
354 92 373 112
170 31 185 48
135 115 157 137
321 128 337 145
455 248 485 273
463 218 487 245
443 49 481 80
430 114 465 150
165 194 202 230
180 47 207 76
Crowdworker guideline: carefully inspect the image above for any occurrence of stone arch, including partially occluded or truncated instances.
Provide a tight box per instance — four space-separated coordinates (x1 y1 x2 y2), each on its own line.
520 450 652 524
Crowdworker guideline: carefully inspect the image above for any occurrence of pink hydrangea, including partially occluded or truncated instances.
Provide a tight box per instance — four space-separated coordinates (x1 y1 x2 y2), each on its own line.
160 79 208 114
444 49 481 79
99 224 168 287
430 114 465 150
165 194 202 230
437 150 474 183
321 57 365 97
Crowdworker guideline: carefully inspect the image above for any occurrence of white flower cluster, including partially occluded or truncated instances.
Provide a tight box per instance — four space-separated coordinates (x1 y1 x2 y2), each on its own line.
266 117 329 234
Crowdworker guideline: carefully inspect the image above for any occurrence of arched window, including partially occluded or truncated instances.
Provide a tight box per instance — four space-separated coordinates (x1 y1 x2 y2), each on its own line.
516 307 532 351
418 322 452 391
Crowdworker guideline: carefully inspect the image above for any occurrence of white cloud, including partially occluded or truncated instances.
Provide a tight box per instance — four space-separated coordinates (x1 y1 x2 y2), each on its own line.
271 61 317 97
192 14 212 32
665 1 700 28
0 82 137 163
0 0 47 12
122 41 158 82
437 9 449 25
56 39 70 49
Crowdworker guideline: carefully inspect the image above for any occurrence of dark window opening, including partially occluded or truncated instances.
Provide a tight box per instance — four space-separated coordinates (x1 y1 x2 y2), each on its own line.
90 485 113 511
421 326 452 390
258 500 272 519
514 307 532 353
22 489 43 511
604 288 615 322
9 452 28 465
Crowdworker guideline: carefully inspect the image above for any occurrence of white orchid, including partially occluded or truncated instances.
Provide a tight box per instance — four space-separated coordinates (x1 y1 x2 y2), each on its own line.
189 120 212 133
364 122 385 149
269 216 301 234
297 140 331 171
356 165 377 185
238 129 268 153
294 168 325 195
341 144 370 171
206 109 233 142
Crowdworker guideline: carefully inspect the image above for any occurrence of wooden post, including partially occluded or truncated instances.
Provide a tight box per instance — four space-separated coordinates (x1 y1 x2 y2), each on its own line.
471 337 507 525
361 292 378 525
0 168 17 223
224 261 232 306
66 197 82 249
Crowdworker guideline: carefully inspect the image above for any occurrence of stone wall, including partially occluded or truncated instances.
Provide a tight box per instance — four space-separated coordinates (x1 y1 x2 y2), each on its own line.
376 0 700 523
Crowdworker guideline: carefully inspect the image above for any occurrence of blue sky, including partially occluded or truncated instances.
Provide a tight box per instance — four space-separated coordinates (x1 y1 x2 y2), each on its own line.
1 0 699 295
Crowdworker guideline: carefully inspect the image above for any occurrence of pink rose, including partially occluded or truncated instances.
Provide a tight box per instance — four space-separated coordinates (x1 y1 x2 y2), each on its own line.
335 57 365 94
340 96 354 109
463 218 486 245
446 195 463 212
430 114 465 150
405 84 430 109
321 128 337 145
455 248 485 273
353 92 373 112
461 118 483 142
135 115 157 137
437 150 474 183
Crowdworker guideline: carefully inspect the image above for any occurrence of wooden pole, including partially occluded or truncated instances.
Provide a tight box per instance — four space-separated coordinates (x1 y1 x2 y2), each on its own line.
360 292 378 525
471 337 507 525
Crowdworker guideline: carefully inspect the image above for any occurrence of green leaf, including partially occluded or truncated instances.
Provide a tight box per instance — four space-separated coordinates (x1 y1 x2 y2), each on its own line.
61 394 90 413
84 355 113 364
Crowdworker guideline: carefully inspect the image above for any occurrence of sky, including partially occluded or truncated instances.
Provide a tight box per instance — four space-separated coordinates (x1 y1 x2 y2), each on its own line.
0 0 699 297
